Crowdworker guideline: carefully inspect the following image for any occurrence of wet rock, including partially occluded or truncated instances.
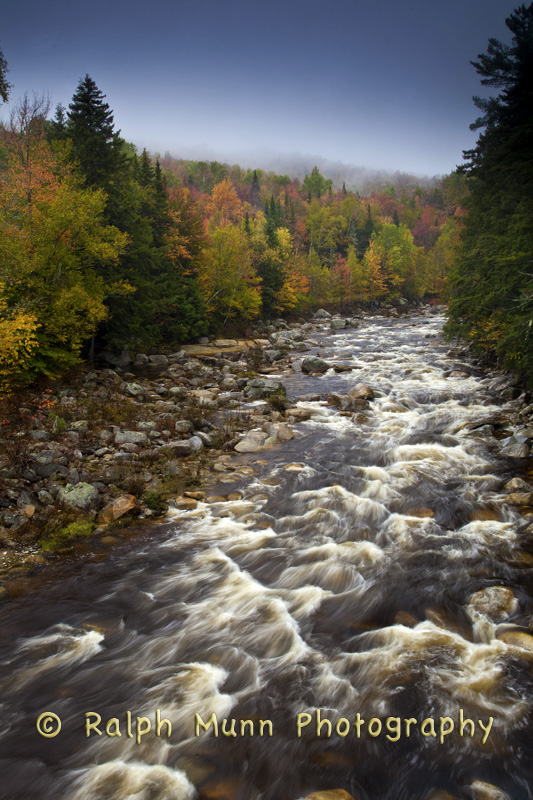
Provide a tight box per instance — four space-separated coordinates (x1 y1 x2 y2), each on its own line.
134 353 149 365
468 781 510 800
468 507 502 522
348 383 374 400
394 611 419 627
506 491 533 506
244 378 286 398
504 477 531 492
406 506 435 518
500 441 530 458
467 587 517 622
174 498 198 510
265 422 294 442
496 629 533 652
0 586 7 601
97 495 140 524
302 356 330 374
285 408 313 421
304 791 356 800
124 382 144 398
58 482 99 512
115 430 149 446
330 317 346 330
234 430 269 453
148 354 169 366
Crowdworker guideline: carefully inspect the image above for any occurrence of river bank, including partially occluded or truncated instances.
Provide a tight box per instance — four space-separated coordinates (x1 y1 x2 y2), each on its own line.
1 304 533 600
2 308 533 799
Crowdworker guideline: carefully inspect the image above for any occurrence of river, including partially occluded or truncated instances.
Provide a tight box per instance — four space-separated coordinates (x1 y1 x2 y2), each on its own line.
1 312 533 800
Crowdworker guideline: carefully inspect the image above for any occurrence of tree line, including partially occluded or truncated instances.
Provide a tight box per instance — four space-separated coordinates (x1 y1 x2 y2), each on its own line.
0 58 465 398
445 3 533 382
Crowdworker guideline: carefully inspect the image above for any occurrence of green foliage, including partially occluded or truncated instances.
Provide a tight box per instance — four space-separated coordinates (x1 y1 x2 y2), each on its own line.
39 514 95 552
445 3 533 380
0 47 11 104
142 491 166 513
302 166 333 199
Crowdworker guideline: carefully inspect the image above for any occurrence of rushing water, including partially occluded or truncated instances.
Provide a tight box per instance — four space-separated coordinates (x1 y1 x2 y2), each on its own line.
1 313 533 800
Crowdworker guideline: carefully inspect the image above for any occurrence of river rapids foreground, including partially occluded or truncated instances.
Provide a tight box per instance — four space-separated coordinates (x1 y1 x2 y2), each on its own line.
1 313 533 800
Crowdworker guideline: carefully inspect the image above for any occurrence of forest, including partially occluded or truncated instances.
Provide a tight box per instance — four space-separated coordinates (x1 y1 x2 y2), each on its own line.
0 2 532 399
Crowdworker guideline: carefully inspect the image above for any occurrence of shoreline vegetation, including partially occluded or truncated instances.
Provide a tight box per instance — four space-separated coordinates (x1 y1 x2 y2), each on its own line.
1 1 533 600
1 304 533 603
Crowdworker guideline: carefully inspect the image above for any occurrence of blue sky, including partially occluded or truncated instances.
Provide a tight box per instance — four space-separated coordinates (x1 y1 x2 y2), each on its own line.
0 0 522 176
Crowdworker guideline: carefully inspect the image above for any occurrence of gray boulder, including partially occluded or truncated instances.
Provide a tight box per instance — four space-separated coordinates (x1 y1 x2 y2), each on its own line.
58 482 99 512
301 356 330 374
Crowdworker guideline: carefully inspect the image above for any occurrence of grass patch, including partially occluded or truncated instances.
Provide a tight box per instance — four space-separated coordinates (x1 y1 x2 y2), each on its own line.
39 513 95 553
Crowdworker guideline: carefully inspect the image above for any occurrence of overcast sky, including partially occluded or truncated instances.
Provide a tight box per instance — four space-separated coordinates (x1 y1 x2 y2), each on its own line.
0 0 521 177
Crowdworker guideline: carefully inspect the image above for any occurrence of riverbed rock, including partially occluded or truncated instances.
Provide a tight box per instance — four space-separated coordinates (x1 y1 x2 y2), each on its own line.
244 378 286 398
124 382 145 398
265 422 294 442
468 781 510 800
348 383 374 400
330 317 346 330
304 791 356 800
496 630 533 652
97 495 140 525
234 430 269 453
504 477 531 492
302 356 330 374
148 354 169 366
506 491 533 506
162 440 194 457
467 587 517 622
314 308 332 319
114 430 149 446
58 482 99 512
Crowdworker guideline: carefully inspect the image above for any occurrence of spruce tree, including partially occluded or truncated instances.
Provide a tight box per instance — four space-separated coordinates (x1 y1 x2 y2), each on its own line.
445 3 533 378
66 74 124 192
0 48 10 104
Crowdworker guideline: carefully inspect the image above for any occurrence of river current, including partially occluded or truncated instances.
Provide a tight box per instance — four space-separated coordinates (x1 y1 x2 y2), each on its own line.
1 313 533 800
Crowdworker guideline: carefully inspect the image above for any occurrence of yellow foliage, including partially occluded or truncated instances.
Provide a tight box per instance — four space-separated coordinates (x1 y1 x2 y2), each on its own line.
0 283 39 399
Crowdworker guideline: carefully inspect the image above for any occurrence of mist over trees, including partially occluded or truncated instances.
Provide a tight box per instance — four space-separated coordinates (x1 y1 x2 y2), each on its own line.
1 54 466 397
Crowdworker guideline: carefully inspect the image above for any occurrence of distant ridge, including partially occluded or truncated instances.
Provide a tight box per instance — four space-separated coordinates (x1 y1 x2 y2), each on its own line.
160 146 443 191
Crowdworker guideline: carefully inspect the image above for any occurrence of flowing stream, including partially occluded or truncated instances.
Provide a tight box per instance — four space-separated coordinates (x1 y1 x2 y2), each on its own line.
1 313 533 800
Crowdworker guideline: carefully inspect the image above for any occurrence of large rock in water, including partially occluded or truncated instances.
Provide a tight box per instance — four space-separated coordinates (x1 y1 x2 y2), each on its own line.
97 495 140 524
348 383 374 400
302 356 330 374
234 430 269 452
58 483 99 512
467 586 517 622
304 791 356 800
330 317 346 330
244 377 286 398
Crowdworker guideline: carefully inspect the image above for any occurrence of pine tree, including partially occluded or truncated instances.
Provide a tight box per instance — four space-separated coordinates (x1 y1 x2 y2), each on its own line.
445 3 533 378
0 48 10 104
66 74 124 192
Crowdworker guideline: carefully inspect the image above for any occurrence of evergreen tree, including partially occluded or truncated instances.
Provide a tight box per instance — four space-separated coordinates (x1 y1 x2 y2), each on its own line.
0 48 10 104
445 3 533 378
66 74 125 193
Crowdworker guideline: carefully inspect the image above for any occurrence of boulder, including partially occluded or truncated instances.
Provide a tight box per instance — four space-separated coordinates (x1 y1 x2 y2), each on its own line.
330 317 346 330
234 430 269 453
348 383 374 400
301 356 330 374
162 440 194 457
114 430 149 446
58 482 99 512
97 495 140 524
265 422 294 442
148 354 169 366
314 308 332 319
304 792 356 800
496 630 533 652
467 586 517 622
244 378 286 399
468 781 510 800
124 382 145 398
220 376 239 392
